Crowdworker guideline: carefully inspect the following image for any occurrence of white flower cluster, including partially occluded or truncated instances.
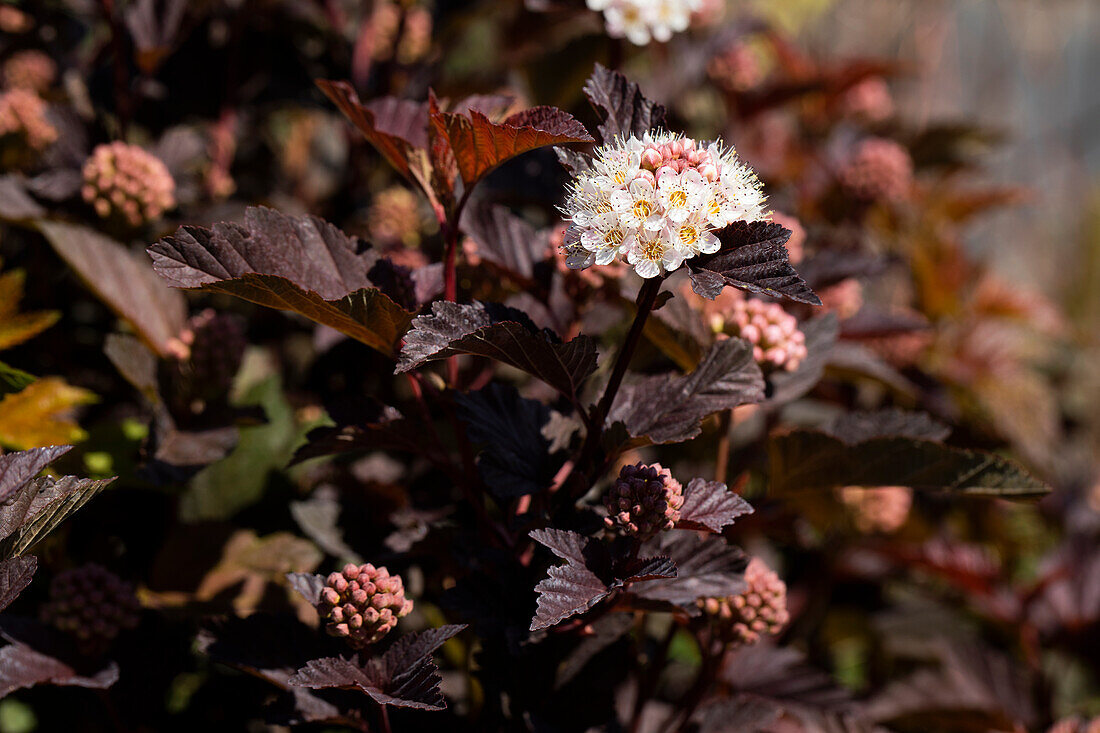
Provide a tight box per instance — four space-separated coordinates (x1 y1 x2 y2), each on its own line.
586 0 701 46
561 131 766 279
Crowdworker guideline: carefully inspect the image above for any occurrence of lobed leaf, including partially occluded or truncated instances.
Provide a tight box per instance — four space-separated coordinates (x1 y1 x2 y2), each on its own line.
631 532 748 608
676 478 754 533
608 339 765 444
689 221 821 305
460 202 549 283
582 64 668 143
0 378 96 451
529 529 613 631
768 430 1049 497
398 301 598 398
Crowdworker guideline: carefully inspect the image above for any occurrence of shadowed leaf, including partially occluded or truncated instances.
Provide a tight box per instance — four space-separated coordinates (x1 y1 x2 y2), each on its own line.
288 625 466 711
461 202 549 282
0 362 34 397
676 478 754 533
0 555 36 611
0 176 45 222
0 268 60 351
398 301 598 398
689 221 821 305
608 339 765 444
37 221 188 358
768 315 838 405
290 486 362 564
582 64 667 142
631 532 747 608
455 384 560 499
0 643 118 698
768 430 1049 497
823 409 951 445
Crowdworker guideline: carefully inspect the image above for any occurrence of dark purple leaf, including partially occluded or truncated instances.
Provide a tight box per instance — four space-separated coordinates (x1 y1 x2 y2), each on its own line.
825 341 916 397
0 643 118 698
0 475 115 560
619 556 677 582
823 408 950 445
696 698 782 732
461 201 549 282
0 556 36 611
582 64 667 143
24 169 82 201
840 307 930 339
553 614 633 690
631 533 747 608
796 250 890 290
103 334 158 402
290 414 437 465
288 625 466 711
456 384 559 498
0 446 72 504
148 208 412 355
689 221 821 305
397 301 598 398
38 221 188 358
768 430 1049 497
676 478 754 533
529 529 612 632
608 339 765 444
724 642 855 711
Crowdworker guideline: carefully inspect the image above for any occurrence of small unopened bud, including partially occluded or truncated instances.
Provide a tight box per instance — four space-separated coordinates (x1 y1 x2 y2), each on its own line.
317 563 412 647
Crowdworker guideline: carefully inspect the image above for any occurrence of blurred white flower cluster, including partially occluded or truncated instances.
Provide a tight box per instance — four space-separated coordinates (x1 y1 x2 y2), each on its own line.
561 130 766 278
586 0 702 46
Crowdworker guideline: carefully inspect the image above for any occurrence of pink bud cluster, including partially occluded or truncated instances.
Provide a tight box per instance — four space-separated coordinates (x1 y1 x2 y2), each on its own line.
3 50 56 93
39 564 141 651
81 142 175 226
634 135 721 186
0 88 57 152
714 292 807 372
838 485 912 534
603 462 685 540
319 563 413 647
1047 718 1100 733
840 138 912 203
698 557 789 644
0 6 31 34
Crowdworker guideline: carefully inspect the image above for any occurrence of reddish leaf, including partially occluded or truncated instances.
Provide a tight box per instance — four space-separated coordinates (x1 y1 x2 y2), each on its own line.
0 555 36 611
676 478 754 533
689 221 821 305
37 221 188 358
608 339 765 444
460 202 549 283
582 64 667 143
435 105 592 187
397 301 598 399
316 81 428 182
529 529 612 631
631 533 747 608
0 176 46 222
0 446 72 503
823 408 950 445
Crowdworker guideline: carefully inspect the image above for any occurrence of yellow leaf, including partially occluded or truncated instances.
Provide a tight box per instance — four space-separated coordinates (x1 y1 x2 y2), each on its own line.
0 377 96 450
0 269 60 351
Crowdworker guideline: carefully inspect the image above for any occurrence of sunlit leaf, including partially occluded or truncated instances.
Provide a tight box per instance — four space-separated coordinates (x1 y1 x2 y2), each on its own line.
0 378 95 450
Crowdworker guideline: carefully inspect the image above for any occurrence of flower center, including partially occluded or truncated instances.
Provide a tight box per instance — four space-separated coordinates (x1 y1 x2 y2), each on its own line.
678 225 699 247
596 200 613 214
641 238 664 261
604 228 625 247
632 199 652 218
669 190 688 208
614 170 628 185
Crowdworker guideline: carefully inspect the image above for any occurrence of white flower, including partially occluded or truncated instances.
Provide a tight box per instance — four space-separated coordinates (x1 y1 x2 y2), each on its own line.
591 0 700 46
560 130 767 280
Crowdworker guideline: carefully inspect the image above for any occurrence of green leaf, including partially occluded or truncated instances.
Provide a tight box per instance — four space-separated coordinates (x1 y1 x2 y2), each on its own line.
0 361 34 396
768 430 1049 498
